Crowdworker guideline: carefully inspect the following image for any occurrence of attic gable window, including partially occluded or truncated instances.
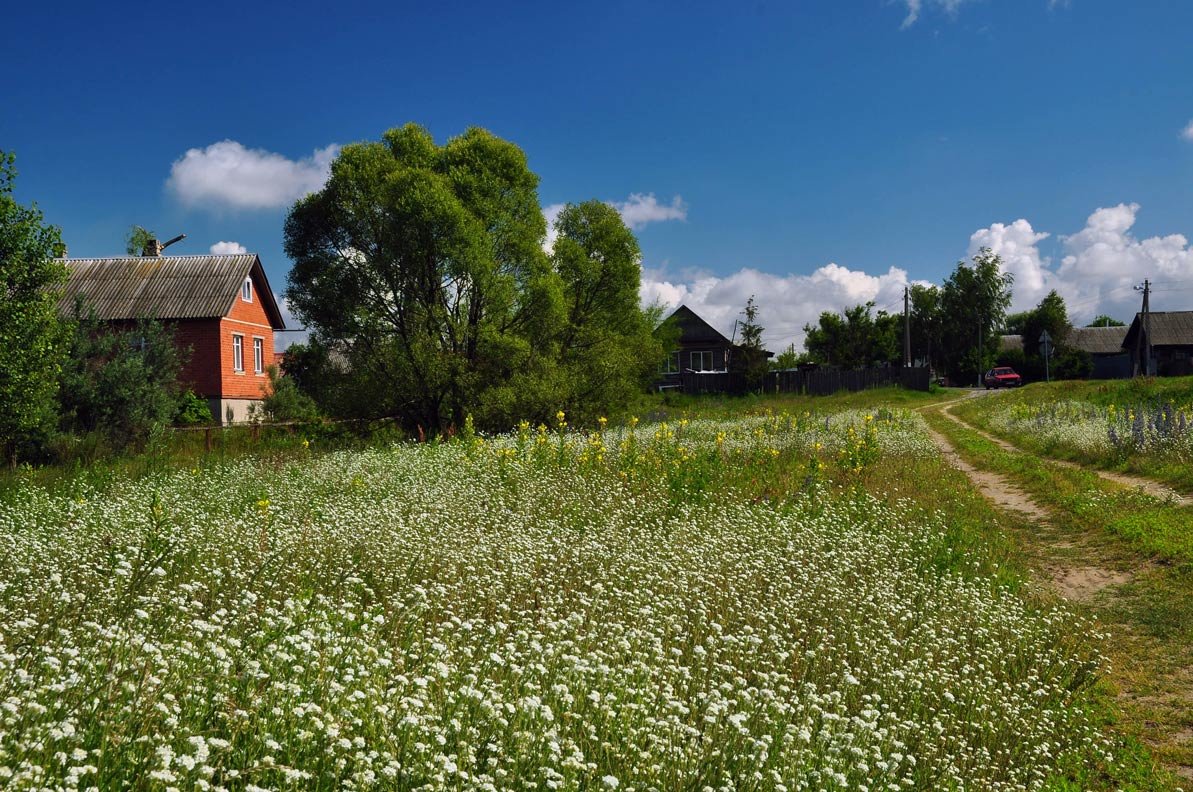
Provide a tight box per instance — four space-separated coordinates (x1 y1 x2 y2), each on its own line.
242 277 253 302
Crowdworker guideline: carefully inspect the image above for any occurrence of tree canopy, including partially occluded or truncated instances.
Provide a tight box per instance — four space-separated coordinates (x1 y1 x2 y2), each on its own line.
1087 314 1125 327
124 225 155 256
937 249 1014 383
0 151 68 465
803 302 900 369
285 124 660 432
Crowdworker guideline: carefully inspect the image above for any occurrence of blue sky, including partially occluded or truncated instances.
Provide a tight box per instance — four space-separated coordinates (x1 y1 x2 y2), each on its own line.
5 0 1193 349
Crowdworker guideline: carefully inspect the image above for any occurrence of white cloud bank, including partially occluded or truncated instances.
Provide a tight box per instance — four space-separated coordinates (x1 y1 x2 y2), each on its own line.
642 264 913 353
542 193 687 252
645 202 1193 353
168 141 339 210
209 240 248 255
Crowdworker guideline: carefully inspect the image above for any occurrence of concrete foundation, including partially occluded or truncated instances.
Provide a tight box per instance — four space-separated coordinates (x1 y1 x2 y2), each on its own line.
208 398 267 425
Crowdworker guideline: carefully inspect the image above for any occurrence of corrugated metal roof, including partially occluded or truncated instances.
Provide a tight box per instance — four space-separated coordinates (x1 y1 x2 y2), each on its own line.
1066 325 1128 355
1124 311 1193 349
59 254 285 328
999 334 1023 352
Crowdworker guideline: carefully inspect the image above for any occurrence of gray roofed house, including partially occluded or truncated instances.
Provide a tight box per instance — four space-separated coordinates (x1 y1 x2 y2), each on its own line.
1122 311 1193 377
1066 325 1130 355
1067 325 1131 379
60 254 285 328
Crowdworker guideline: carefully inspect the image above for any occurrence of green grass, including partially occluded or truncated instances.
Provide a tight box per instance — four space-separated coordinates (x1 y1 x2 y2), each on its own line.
0 402 1174 789
952 378 1193 493
924 408 1193 566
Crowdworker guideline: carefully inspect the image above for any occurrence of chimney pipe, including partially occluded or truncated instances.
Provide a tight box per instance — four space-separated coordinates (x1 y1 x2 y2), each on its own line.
142 238 164 257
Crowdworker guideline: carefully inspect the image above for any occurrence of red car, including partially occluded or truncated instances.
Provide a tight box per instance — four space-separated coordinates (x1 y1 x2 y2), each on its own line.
983 367 1022 389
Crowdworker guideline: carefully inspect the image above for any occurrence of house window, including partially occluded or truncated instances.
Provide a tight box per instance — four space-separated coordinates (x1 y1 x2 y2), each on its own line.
232 334 244 372
661 351 680 374
242 277 253 302
690 350 714 371
253 337 264 374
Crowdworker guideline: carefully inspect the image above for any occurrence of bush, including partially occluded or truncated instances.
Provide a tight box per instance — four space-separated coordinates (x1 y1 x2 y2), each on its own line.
58 311 184 447
262 366 319 422
175 391 213 426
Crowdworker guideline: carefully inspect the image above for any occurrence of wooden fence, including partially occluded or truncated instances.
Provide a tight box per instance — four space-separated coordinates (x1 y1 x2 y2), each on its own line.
677 366 931 397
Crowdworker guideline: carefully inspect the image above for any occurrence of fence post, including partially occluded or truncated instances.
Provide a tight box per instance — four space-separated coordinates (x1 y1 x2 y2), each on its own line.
204 427 212 453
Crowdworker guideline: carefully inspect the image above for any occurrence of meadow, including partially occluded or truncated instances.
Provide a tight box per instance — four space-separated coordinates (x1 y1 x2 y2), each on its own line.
952 377 1193 494
0 397 1167 789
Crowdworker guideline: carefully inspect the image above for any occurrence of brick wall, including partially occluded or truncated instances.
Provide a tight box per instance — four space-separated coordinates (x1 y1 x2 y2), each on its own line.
172 319 222 396
218 272 276 399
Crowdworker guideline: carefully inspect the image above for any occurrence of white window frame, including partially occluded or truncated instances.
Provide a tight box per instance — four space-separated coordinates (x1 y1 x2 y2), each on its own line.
232 334 244 372
242 277 253 302
690 350 714 371
253 337 264 374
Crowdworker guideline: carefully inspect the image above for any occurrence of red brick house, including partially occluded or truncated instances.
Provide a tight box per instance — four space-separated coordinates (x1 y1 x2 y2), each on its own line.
59 250 286 423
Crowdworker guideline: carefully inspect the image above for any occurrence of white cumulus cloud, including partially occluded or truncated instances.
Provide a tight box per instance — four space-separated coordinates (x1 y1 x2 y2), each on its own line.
611 193 688 230
646 202 1193 355
209 240 248 255
968 202 1193 323
168 140 339 210
1181 119 1193 141
641 263 913 353
541 193 687 253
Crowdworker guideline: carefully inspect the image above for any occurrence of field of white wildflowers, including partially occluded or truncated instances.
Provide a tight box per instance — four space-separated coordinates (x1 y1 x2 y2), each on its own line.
984 399 1193 462
0 410 1117 790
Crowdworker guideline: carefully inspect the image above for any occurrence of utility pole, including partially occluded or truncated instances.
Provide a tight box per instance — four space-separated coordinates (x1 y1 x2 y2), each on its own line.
976 309 983 388
1134 279 1151 376
903 286 911 367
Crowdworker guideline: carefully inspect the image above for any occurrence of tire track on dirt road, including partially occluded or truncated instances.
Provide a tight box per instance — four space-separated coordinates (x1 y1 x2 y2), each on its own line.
921 393 1193 782
919 393 1140 602
940 397 1189 506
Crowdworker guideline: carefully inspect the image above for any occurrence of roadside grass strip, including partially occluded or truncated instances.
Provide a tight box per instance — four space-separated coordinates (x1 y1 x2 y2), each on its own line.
0 410 1170 790
926 408 1193 568
953 387 1193 496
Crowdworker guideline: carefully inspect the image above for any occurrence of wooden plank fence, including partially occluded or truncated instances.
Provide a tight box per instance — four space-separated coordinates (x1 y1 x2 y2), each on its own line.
678 366 930 397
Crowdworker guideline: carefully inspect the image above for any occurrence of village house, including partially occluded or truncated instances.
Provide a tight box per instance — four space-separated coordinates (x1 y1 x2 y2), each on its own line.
1123 311 1193 377
656 304 772 390
1065 325 1130 379
58 243 286 423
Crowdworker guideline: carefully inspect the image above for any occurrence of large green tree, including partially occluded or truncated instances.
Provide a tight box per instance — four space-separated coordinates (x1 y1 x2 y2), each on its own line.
938 249 1014 384
285 124 658 432
0 152 68 465
803 302 901 368
909 284 944 372
1004 290 1090 381
548 200 662 423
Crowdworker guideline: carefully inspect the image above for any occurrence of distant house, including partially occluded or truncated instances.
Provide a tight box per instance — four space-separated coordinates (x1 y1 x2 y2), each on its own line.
998 334 1023 359
59 247 286 423
1123 311 1193 377
656 305 771 389
1066 325 1130 379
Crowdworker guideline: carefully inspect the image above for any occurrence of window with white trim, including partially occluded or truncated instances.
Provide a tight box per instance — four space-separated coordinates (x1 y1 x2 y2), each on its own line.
242 277 253 302
232 334 244 372
253 337 264 374
690 350 714 371
660 351 680 374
